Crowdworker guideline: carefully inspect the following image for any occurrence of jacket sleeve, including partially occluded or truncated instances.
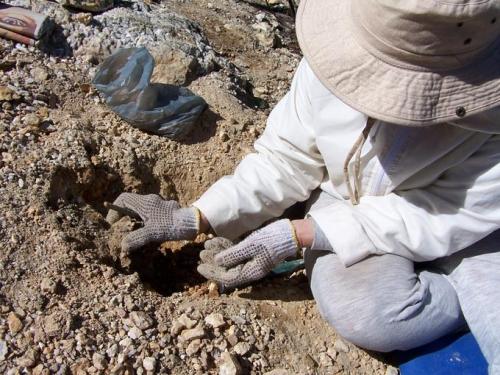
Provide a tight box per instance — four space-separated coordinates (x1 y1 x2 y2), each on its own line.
309 134 500 266
193 59 326 239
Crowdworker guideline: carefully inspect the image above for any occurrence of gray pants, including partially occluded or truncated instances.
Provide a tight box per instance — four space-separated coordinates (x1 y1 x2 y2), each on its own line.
304 192 500 374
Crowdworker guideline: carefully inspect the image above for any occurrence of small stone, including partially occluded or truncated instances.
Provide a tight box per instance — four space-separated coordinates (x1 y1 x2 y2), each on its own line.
31 67 49 82
218 351 242 375
385 366 399 375
226 325 239 346
216 339 228 352
151 48 198 86
40 277 58 293
252 21 280 48
32 364 45 375
106 344 118 358
171 314 196 336
44 313 63 338
0 86 14 101
0 340 7 361
143 357 156 371
227 334 238 347
73 12 93 25
16 348 38 368
208 281 220 298
119 337 132 348
123 294 137 311
180 326 205 342
71 358 91 374
178 314 197 329
8 312 23 334
233 342 250 356
128 326 142 340
92 353 107 370
333 338 349 353
157 322 169 333
205 313 225 329
130 311 154 330
318 352 333 367
263 370 289 375
326 347 337 360
102 267 115 279
170 321 184 336
186 339 201 356
23 113 41 127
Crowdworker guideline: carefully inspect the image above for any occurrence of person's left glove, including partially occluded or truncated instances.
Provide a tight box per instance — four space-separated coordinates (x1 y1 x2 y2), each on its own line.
106 193 199 252
197 219 299 289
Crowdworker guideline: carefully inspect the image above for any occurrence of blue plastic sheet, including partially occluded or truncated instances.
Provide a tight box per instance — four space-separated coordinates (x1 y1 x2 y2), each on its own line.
397 332 488 375
92 47 207 140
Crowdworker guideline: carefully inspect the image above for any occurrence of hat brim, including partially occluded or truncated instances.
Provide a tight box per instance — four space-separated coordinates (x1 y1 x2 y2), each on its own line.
296 0 500 126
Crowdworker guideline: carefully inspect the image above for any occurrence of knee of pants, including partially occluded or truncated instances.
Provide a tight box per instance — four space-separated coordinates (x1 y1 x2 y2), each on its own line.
319 301 413 352
309 254 424 352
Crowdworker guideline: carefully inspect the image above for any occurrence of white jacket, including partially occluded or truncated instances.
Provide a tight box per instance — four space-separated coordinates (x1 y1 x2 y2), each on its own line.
194 59 500 267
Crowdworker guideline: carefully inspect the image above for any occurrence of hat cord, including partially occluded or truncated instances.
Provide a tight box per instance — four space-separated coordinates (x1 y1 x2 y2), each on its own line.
343 117 375 205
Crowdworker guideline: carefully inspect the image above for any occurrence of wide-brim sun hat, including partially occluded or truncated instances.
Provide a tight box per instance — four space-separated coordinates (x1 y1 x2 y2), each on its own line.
296 0 500 126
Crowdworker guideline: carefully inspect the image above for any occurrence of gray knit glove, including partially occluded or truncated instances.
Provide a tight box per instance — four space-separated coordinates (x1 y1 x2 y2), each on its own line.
106 193 199 252
197 219 299 289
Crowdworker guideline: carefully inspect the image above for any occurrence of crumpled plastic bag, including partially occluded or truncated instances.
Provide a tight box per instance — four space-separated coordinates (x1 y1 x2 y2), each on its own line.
92 47 207 140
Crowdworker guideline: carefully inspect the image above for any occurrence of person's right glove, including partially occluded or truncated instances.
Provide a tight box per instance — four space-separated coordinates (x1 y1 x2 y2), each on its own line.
197 219 300 289
106 193 199 252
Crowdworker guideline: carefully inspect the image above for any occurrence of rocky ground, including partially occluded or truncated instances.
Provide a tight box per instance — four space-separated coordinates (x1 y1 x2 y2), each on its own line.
0 0 396 373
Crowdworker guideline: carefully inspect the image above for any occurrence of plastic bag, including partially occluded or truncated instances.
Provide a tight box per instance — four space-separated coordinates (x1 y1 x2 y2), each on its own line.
92 47 207 140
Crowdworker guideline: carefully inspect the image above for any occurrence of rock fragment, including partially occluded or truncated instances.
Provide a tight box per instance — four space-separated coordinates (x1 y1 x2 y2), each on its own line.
226 325 239 346
318 352 333 367
186 339 201 356
171 313 197 336
44 313 63 338
264 368 290 375
205 312 225 329
130 311 154 330
72 12 93 26
128 326 142 340
31 364 45 375
218 351 242 375
16 348 38 368
40 277 58 294
177 314 197 329
0 86 15 101
0 339 7 361
264 370 289 375
7 313 23 335
385 366 399 375
151 48 198 86
92 353 107 370
333 338 349 353
31 67 49 82
233 342 251 356
208 281 220 298
327 347 337 360
23 113 41 127
180 325 205 342
143 357 156 371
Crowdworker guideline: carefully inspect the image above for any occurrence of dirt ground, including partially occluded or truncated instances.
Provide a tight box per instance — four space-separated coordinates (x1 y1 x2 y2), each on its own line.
0 0 394 373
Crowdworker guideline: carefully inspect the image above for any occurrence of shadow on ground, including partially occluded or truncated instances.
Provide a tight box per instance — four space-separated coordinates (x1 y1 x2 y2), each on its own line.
237 273 314 302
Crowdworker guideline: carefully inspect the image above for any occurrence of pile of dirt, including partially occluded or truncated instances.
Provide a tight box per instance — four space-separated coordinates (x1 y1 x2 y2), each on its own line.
0 0 393 373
